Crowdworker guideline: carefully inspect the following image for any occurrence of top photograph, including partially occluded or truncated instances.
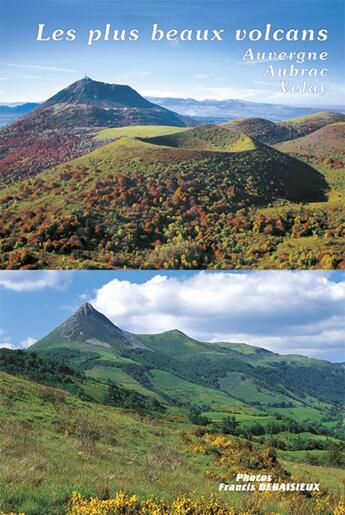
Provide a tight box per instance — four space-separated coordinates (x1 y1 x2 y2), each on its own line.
0 0 344 270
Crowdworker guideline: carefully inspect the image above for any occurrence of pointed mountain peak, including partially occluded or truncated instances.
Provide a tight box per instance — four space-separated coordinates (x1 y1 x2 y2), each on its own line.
43 77 156 109
73 302 119 330
76 302 99 316
31 303 148 352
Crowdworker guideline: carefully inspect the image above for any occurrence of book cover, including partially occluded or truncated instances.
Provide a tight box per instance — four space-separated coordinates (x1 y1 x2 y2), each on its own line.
0 1 344 514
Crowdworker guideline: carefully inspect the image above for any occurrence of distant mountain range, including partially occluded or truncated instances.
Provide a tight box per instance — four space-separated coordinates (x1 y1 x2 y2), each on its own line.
147 97 345 123
0 102 39 115
29 303 344 412
0 103 40 128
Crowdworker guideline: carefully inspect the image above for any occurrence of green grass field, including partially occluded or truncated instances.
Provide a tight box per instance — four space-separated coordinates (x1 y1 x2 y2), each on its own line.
94 125 186 141
0 371 344 515
86 366 161 399
149 368 245 410
218 372 291 405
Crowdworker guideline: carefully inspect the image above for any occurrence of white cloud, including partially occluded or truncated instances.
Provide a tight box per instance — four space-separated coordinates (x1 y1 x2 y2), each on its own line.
0 336 37 350
142 84 266 101
1 63 77 73
20 336 38 348
0 332 13 349
0 342 14 349
0 271 71 292
190 85 263 101
90 271 345 362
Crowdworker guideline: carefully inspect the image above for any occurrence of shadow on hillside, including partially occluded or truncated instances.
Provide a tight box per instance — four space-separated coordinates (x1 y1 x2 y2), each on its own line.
268 147 329 203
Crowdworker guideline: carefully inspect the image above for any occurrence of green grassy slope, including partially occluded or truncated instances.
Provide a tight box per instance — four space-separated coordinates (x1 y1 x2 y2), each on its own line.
0 371 344 515
94 125 186 141
222 117 297 144
276 122 345 156
29 310 344 423
0 371 212 514
278 112 345 137
142 125 257 152
0 347 109 403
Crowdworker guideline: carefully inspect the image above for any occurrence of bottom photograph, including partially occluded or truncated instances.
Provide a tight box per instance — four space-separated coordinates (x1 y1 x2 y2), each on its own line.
0 270 344 515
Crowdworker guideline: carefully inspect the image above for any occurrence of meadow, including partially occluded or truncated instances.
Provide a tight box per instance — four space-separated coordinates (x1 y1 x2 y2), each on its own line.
0 371 344 515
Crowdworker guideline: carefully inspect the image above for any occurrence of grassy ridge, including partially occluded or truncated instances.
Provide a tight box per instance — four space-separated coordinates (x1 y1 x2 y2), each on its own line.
276 123 345 157
142 125 257 152
29 317 345 426
94 125 186 141
222 117 297 144
279 112 345 137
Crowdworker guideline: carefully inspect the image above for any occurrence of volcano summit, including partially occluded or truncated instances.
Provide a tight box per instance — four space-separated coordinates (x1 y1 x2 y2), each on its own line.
0 77 195 184
35 77 195 129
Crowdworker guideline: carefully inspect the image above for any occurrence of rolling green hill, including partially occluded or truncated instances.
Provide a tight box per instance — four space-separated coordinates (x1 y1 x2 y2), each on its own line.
0 123 330 270
278 112 345 138
29 304 345 418
59 129 326 204
276 122 345 157
221 112 345 145
0 347 109 403
141 125 257 152
1 110 344 271
222 117 297 144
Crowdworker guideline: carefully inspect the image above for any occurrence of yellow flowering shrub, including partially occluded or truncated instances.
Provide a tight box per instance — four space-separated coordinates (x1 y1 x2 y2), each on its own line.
68 491 236 514
202 433 285 480
191 443 208 454
170 494 235 515
334 497 345 515
188 432 344 515
67 491 139 515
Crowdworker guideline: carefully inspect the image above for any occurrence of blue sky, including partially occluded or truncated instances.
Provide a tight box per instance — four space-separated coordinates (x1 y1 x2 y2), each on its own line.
0 270 344 362
1 0 344 105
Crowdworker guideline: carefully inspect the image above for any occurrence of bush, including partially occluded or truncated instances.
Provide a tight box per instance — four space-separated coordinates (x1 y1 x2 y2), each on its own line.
188 408 209 426
67 491 235 515
219 415 239 435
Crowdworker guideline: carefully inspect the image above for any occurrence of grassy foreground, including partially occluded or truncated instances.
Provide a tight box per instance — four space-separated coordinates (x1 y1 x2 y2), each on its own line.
0 371 344 514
